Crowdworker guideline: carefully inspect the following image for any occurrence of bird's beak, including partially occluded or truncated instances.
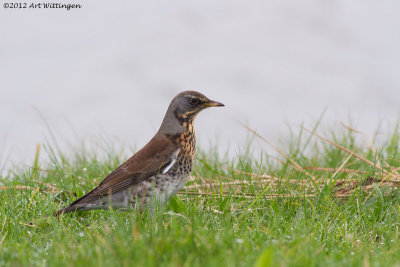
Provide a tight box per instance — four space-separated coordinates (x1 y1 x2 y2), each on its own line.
205 100 225 107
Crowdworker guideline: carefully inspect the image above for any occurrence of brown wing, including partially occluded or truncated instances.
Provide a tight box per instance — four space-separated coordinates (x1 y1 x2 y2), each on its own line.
69 133 179 205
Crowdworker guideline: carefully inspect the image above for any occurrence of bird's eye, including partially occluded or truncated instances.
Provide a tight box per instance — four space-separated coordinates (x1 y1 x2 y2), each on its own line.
189 98 200 106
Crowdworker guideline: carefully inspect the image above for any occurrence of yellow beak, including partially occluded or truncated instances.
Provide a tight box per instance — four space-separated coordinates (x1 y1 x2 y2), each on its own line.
205 100 225 107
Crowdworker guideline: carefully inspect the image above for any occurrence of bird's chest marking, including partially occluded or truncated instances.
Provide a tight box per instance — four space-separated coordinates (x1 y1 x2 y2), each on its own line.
162 154 193 177
177 133 195 155
174 121 195 155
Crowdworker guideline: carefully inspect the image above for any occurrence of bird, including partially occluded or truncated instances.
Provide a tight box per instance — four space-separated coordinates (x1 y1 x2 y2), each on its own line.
55 91 224 215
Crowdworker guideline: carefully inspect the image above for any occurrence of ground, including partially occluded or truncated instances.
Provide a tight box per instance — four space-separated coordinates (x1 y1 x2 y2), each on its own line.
1 125 400 266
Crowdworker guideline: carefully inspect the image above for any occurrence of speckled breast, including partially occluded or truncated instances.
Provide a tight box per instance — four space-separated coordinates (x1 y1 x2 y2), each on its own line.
130 119 196 209
129 150 195 209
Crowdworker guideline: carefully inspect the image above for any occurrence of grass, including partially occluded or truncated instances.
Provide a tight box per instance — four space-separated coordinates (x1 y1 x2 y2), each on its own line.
1 122 400 266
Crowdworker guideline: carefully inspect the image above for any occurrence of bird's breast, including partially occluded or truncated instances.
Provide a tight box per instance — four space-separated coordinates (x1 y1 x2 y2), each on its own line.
165 153 193 178
176 121 196 156
176 131 196 156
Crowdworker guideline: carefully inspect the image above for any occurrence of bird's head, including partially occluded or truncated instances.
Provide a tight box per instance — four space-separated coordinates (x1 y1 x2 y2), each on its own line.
171 91 224 120
159 91 224 134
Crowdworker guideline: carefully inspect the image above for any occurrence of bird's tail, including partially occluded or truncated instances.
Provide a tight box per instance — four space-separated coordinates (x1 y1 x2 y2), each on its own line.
54 206 78 217
54 208 65 217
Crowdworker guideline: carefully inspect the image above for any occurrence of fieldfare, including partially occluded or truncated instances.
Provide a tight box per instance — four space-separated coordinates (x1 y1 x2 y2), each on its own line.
55 91 224 215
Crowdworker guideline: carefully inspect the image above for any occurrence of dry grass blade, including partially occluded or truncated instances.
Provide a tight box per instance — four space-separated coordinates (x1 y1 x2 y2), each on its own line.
332 154 352 179
0 184 77 201
341 123 363 134
184 180 251 190
239 122 320 192
0 183 61 194
178 191 316 199
341 123 376 154
27 180 61 192
232 169 281 179
304 167 367 174
340 123 400 180
184 168 398 200
0 185 39 191
302 127 400 180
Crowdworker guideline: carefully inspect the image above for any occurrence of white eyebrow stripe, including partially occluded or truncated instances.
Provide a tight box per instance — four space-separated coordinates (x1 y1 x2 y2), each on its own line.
162 149 180 174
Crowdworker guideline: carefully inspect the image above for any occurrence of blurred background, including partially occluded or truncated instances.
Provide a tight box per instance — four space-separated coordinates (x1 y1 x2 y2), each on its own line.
1 0 399 173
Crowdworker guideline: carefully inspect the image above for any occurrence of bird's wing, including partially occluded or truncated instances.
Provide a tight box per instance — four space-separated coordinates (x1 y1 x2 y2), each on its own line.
69 134 179 205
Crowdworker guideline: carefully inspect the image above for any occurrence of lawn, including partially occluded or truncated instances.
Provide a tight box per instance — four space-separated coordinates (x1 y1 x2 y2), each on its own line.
1 124 400 266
